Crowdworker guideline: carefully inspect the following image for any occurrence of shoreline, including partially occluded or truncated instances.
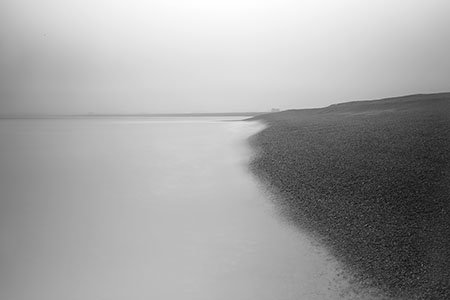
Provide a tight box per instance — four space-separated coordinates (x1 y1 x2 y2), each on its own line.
247 93 450 299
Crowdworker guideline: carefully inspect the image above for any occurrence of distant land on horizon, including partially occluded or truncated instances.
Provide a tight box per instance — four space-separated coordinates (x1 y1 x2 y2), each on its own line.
0 112 266 119
2 92 449 119
250 92 450 121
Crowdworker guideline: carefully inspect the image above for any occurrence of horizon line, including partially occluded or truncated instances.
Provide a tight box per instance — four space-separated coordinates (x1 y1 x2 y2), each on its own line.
0 112 268 119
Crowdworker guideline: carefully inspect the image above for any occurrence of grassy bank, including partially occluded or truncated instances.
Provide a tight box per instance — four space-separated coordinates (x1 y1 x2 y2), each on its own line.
248 93 450 299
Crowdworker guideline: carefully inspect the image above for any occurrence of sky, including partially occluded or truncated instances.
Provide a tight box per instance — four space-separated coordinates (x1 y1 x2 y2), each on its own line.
0 0 449 114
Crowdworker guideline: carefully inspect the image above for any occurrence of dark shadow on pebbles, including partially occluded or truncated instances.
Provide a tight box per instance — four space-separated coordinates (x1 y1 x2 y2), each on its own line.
248 93 450 300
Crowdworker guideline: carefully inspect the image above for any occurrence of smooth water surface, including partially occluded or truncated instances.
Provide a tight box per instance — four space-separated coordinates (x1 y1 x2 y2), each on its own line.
0 118 354 300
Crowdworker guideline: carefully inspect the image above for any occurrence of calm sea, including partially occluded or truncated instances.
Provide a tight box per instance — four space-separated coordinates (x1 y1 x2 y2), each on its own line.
0 117 355 300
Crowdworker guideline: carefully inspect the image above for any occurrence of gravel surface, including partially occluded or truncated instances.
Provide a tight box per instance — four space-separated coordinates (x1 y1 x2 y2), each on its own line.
248 93 450 299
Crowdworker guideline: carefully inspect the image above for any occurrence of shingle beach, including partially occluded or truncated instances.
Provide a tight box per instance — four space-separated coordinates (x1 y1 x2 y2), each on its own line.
248 93 450 299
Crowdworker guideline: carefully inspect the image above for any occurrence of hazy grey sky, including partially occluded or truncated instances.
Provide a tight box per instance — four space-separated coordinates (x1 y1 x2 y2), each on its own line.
1 0 449 114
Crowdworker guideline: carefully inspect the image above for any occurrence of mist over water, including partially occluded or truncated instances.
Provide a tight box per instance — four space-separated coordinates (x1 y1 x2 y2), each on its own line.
2 0 449 114
1 118 364 300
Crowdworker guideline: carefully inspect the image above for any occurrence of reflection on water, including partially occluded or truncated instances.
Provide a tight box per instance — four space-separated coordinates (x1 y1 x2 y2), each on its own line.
0 118 361 300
